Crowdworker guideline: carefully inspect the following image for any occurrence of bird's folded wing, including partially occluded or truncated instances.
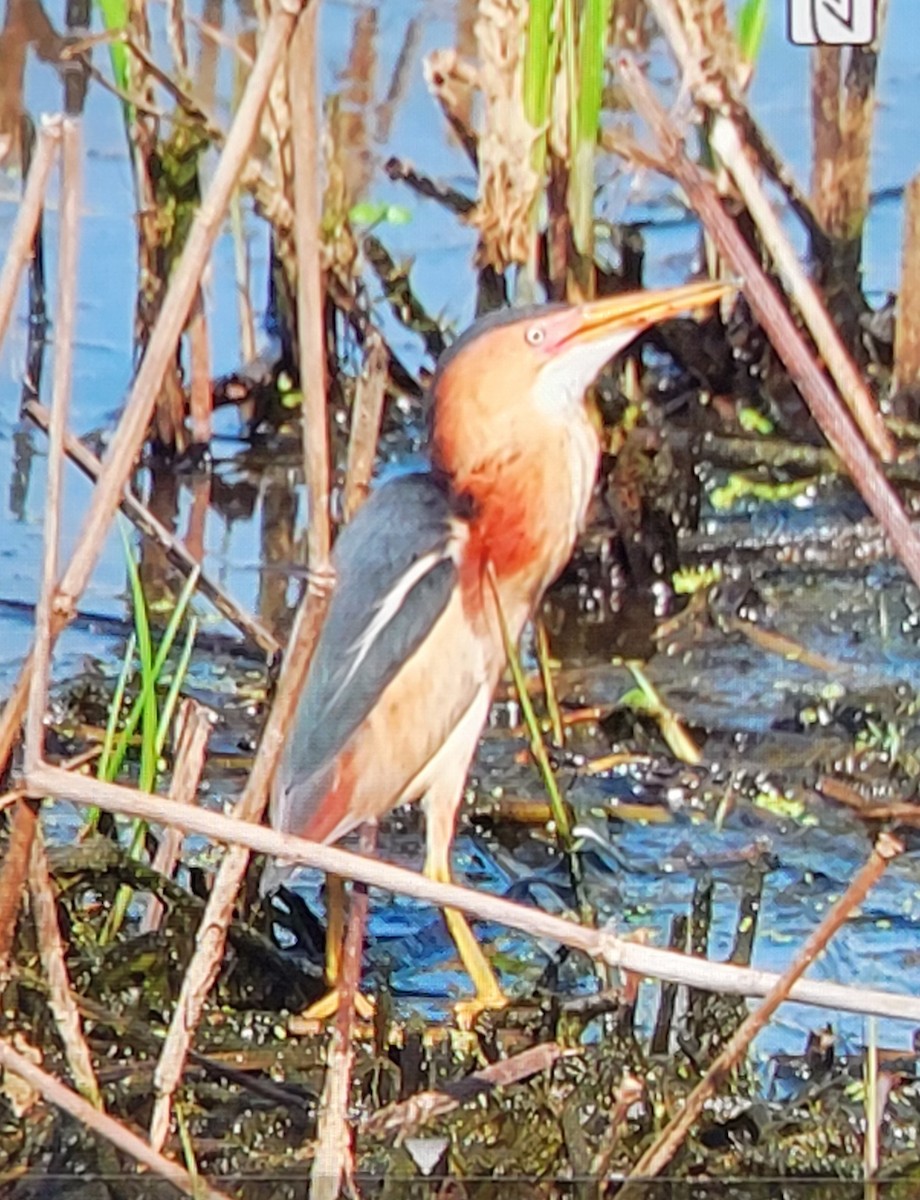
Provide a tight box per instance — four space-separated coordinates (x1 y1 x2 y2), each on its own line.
280 472 460 795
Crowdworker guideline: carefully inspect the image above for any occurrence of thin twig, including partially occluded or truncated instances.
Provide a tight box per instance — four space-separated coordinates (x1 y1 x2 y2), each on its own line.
343 329 388 520
620 832 903 1186
24 763 920 1026
28 829 102 1107
290 0 331 572
0 116 61 351
24 117 81 774
362 1041 565 1140
24 399 279 657
618 54 920 594
0 1037 232 1200
0 0 303 779
310 824 375 1200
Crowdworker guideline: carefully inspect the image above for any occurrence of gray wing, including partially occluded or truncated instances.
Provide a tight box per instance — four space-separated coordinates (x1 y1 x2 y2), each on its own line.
279 471 458 809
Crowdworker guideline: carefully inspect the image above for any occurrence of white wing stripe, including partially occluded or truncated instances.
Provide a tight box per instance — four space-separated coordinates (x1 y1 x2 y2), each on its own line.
326 544 454 709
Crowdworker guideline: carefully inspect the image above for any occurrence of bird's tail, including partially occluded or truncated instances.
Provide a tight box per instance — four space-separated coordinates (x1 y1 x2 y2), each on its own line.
258 856 296 898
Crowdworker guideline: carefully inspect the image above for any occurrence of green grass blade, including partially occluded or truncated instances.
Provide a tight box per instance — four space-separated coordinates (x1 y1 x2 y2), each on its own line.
120 523 158 793
93 0 131 100
84 631 137 836
736 0 767 66
487 570 573 847
570 0 614 258
106 546 200 783
156 615 198 756
524 0 554 130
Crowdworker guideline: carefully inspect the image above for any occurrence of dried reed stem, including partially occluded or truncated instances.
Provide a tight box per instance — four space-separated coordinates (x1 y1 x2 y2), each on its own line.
24 763 920 1026
811 4 888 244
362 1041 564 1139
622 832 902 1185
0 116 61 351
343 330 387 520
619 55 920 593
25 116 82 775
6 118 83 1002
0 798 38 976
24 399 279 656
28 829 101 1107
187 287 212 445
310 824 375 1200
895 173 920 392
0 0 302 778
0 1037 232 1200
141 699 212 934
290 0 331 571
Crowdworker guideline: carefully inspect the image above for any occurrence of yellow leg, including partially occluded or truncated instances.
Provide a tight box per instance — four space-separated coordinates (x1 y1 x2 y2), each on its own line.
325 872 345 986
424 809 508 1029
293 872 374 1026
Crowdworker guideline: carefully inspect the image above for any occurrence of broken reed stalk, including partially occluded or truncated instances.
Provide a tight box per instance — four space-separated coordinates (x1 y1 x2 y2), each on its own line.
0 799 40 976
343 330 388 521
187 287 212 445
148 3 331 1151
310 824 376 1200
28 830 102 1108
0 1037 231 1200
810 4 887 248
24 761 920 1026
617 55 920 594
141 699 212 934
0 116 61 350
0 0 304 780
621 832 903 1186
24 399 280 657
895 173 920 392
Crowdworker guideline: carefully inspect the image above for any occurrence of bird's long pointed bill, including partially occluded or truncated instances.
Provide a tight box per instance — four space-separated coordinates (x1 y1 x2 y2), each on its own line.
567 279 735 344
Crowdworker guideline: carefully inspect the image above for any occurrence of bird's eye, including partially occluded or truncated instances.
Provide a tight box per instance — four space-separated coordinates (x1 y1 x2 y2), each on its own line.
525 325 545 346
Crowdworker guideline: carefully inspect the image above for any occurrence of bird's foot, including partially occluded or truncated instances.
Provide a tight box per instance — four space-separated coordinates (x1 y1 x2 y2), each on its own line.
288 987 375 1034
453 987 509 1033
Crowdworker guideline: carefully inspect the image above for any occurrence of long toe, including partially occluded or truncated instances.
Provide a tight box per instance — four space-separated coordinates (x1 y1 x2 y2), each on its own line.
288 987 375 1033
453 984 509 1032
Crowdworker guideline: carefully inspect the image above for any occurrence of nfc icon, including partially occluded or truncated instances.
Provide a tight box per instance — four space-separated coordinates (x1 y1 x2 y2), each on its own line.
788 0 876 45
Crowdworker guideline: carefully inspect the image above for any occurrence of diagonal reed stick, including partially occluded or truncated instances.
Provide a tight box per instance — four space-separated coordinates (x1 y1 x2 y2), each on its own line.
25 762 920 1027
